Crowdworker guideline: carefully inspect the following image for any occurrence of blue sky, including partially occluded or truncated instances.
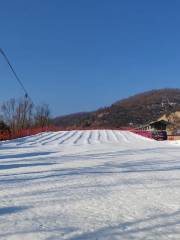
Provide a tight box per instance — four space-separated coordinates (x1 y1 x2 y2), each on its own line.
0 0 180 116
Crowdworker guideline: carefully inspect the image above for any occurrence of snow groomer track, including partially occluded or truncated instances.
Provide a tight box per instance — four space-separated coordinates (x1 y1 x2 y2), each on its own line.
1 130 180 240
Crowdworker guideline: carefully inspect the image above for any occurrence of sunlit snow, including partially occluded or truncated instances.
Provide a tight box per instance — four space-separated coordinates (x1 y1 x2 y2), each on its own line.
0 130 180 240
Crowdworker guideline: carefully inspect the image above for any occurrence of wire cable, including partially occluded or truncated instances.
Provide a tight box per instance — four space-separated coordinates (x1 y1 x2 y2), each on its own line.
0 48 32 102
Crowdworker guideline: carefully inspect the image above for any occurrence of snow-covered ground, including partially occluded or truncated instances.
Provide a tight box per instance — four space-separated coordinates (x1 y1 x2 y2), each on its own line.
0 130 180 240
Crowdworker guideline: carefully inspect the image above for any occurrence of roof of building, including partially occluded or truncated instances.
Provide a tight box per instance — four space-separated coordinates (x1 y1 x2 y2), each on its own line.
149 119 170 126
139 119 171 129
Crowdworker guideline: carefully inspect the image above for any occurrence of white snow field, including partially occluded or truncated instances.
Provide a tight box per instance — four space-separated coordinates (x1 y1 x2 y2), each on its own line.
0 130 180 240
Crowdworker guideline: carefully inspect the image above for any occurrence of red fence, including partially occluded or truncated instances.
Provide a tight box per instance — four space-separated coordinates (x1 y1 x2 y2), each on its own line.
131 130 153 139
0 126 154 141
0 127 60 140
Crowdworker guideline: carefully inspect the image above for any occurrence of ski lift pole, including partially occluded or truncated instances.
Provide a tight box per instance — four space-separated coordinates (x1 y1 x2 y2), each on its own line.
0 48 32 101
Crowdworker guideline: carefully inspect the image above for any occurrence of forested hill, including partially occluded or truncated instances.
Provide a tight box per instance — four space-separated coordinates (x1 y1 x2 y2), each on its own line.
52 88 180 128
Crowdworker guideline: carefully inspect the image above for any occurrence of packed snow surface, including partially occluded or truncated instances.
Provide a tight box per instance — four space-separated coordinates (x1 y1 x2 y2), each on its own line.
0 130 180 240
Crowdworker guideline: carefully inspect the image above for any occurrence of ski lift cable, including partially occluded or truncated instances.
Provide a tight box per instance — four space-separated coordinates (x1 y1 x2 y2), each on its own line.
0 48 33 102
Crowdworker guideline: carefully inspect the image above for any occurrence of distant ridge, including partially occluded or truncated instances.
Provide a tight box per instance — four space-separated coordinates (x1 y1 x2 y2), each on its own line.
52 88 180 128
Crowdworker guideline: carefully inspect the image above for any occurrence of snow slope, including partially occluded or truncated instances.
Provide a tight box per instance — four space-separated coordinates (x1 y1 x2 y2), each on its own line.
0 130 180 240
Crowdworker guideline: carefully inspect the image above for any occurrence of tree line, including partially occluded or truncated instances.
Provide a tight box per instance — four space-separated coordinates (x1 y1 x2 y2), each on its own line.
0 97 51 134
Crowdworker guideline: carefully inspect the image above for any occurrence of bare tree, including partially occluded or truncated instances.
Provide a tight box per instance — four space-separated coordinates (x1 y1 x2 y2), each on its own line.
1 97 34 133
34 104 51 128
1 97 51 134
1 98 16 133
15 98 34 130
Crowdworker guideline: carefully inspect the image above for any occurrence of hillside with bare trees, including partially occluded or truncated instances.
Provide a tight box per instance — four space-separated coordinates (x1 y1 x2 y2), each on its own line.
52 88 180 128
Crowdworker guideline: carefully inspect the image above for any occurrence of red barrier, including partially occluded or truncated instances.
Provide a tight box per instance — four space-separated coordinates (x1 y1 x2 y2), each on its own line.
0 126 153 141
131 130 153 139
10 127 61 139
0 132 11 141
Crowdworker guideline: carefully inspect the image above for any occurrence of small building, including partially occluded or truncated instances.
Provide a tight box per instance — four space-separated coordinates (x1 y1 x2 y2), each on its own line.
139 120 170 131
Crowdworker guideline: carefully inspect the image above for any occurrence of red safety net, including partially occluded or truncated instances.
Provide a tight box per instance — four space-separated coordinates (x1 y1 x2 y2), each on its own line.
0 126 153 141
